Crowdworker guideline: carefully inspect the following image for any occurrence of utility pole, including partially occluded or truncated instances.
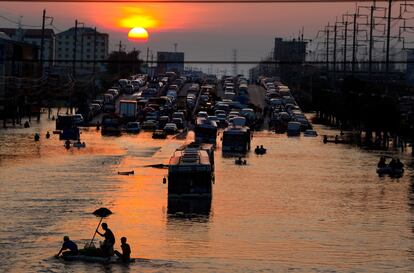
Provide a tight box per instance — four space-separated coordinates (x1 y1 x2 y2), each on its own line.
72 20 78 79
352 13 357 75
326 28 330 72
118 40 122 76
343 21 348 74
93 27 97 96
93 27 97 75
232 49 238 77
70 20 78 114
369 5 375 79
40 9 46 71
80 26 84 69
385 0 392 77
333 23 337 78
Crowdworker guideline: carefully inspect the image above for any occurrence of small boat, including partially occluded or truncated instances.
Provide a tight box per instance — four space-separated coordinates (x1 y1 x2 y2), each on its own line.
254 148 267 155
61 255 137 264
235 159 247 165
73 142 86 148
376 167 404 177
118 170 134 175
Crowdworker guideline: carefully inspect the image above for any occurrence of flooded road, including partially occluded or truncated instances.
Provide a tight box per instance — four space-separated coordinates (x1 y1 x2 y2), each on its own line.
1 115 414 272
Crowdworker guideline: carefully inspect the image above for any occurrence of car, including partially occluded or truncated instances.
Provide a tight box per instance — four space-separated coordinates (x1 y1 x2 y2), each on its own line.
125 122 141 133
304 129 318 137
141 120 158 130
197 111 208 118
163 123 178 134
72 114 84 125
152 129 167 139
172 111 185 121
158 116 170 128
207 115 219 122
172 117 185 129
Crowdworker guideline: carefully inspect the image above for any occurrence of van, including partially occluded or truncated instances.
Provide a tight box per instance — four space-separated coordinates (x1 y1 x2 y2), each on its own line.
287 121 301 136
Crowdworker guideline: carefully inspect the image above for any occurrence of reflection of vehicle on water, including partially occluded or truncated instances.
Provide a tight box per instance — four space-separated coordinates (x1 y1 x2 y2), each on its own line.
167 197 211 216
166 143 214 198
101 115 122 135
222 125 251 154
194 117 218 145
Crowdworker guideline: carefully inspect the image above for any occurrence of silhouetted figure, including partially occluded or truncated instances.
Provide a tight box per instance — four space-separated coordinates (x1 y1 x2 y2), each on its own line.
64 140 71 149
34 133 40 141
388 158 396 170
323 135 328 144
254 146 260 154
235 157 246 165
334 135 339 144
46 131 50 139
52 115 55 121
114 237 131 262
377 156 387 168
55 236 78 257
24 121 30 128
395 159 404 170
96 223 115 257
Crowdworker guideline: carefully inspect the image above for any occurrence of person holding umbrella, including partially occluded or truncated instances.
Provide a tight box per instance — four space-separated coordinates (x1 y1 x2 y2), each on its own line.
96 223 115 257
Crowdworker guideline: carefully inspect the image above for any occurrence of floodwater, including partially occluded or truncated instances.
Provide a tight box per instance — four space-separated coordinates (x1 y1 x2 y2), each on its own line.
1 114 414 273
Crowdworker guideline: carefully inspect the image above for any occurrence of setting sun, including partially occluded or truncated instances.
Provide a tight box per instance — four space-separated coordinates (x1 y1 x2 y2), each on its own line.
128 27 149 42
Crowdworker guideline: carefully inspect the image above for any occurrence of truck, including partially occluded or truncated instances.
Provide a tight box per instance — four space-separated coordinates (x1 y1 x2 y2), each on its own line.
118 100 137 121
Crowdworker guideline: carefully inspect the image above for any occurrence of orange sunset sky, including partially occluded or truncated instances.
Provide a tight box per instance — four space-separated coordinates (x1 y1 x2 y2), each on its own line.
1 2 366 66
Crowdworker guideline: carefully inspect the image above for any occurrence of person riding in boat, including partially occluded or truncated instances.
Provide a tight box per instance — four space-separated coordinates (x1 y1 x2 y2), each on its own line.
395 159 404 170
64 139 71 149
114 237 131 262
55 236 78 257
254 146 260 154
388 158 397 170
377 156 387 168
46 131 50 139
96 223 115 257
260 145 266 153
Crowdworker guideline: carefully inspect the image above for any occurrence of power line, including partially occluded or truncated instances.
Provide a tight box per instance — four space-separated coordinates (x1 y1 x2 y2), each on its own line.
0 0 410 3
0 14 41 28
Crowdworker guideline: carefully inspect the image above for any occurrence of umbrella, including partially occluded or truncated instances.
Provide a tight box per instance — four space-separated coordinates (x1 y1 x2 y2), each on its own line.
88 207 113 247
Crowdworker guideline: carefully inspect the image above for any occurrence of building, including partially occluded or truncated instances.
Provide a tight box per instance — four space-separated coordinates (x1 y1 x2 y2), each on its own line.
157 52 184 74
274 37 307 84
55 27 109 74
0 32 40 125
0 28 55 68
406 49 414 86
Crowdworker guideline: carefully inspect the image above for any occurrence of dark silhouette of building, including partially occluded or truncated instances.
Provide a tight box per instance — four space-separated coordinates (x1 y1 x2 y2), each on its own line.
0 32 41 125
273 37 307 84
0 28 55 68
157 51 184 74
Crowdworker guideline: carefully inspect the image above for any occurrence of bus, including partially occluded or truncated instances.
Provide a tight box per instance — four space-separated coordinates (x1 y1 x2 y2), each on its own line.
166 143 214 198
222 125 251 154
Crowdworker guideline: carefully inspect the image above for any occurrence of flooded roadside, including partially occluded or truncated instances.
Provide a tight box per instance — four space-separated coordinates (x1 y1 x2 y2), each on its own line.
1 115 414 272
